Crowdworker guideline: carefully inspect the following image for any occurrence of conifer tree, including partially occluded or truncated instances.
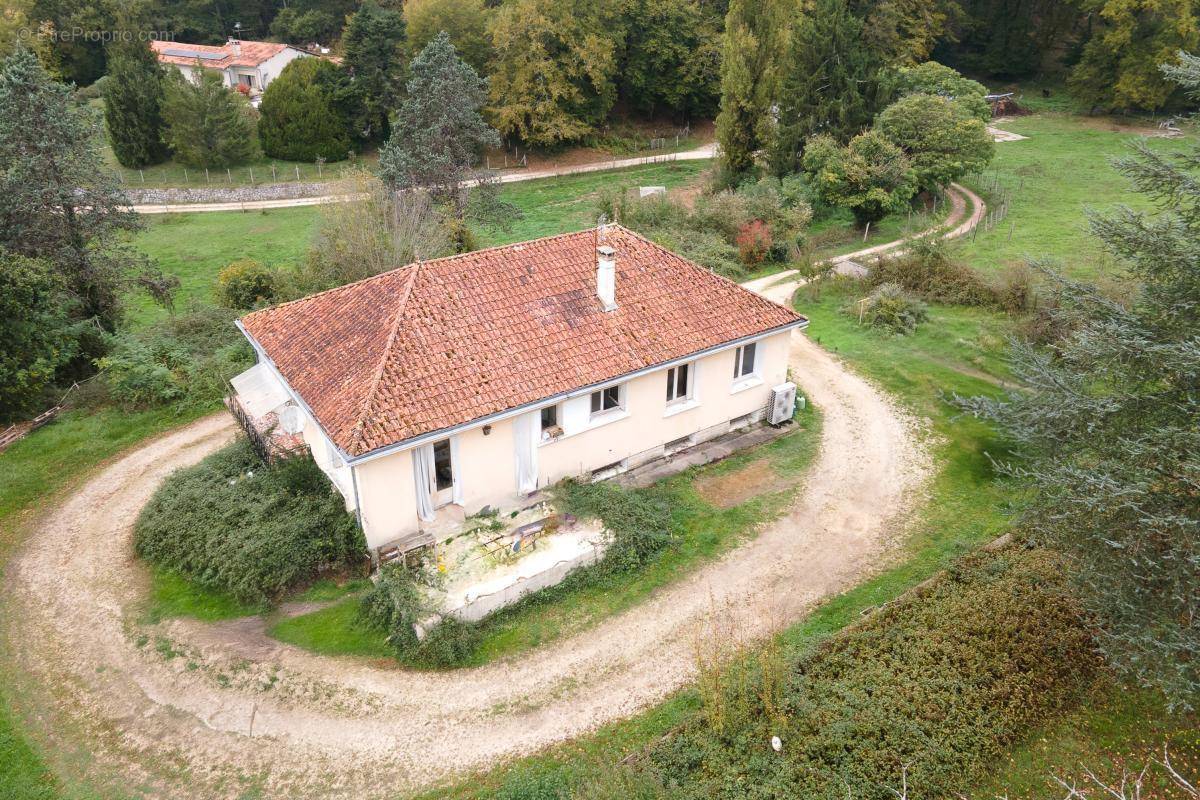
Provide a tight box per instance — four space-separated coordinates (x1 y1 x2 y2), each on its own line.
161 68 259 168
771 0 880 176
715 0 790 178
257 58 352 162
102 18 170 168
343 0 407 143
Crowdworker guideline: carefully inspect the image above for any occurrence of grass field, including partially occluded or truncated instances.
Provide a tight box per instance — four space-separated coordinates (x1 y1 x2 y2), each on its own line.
958 113 1195 280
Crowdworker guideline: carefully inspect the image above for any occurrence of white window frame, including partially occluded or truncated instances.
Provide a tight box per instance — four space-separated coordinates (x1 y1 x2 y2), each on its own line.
665 361 695 405
731 341 763 394
589 383 625 419
540 402 562 440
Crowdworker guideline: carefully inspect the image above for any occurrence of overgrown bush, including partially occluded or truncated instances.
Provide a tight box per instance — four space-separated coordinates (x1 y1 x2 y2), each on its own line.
97 306 251 409
644 547 1100 799
554 479 674 572
217 258 278 309
735 220 772 265
358 562 483 668
850 283 929 335
867 237 995 306
135 439 365 605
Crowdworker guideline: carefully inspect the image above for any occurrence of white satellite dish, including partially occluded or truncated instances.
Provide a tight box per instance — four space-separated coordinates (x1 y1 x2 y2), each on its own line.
278 404 305 435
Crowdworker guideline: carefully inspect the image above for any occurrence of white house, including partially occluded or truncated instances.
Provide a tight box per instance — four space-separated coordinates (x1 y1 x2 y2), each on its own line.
230 226 808 557
151 38 310 98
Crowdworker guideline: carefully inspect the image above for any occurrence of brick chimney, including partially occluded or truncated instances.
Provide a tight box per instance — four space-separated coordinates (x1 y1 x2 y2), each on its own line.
596 245 617 311
228 36 241 58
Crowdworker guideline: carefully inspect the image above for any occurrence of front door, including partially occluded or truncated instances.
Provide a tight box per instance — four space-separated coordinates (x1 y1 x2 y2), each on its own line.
431 438 454 507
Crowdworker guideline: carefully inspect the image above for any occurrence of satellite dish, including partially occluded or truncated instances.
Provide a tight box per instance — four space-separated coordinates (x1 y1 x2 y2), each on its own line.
278 404 305 435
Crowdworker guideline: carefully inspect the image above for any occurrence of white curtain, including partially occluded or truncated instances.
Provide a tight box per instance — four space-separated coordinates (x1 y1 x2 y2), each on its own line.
412 444 435 522
513 411 539 494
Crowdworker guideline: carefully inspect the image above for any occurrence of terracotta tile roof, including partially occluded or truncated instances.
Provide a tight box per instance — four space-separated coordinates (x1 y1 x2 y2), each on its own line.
240 227 806 457
151 39 293 69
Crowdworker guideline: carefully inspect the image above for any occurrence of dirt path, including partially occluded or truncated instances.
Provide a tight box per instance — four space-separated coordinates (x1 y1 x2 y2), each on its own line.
0 189 993 797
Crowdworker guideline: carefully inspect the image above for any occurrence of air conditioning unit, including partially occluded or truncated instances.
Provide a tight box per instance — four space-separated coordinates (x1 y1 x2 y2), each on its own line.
767 382 797 425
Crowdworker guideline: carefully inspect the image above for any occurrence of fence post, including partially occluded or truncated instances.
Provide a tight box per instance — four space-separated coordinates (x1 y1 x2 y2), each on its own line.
139 169 145 184
271 163 277 181
183 169 188 184
295 166 300 181
227 168 232 184
249 167 254 184
206 168 210 184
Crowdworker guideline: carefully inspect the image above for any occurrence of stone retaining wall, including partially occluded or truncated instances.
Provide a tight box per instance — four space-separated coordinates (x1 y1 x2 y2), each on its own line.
125 181 333 205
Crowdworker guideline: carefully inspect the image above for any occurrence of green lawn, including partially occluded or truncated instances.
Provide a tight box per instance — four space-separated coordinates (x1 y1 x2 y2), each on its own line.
128 206 319 327
958 113 1195 280
103 141 378 189
272 403 822 666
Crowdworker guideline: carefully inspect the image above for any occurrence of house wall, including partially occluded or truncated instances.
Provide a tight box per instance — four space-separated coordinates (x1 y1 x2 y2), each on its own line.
350 329 795 552
257 48 307 88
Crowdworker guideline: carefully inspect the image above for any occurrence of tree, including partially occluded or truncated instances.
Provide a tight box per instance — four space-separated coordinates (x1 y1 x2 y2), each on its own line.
102 18 170 168
161 68 260 168
888 60 991 122
802 130 916 225
0 251 76 422
379 33 500 210
269 8 341 45
949 0 1084 79
618 0 722 119
404 0 492 74
258 57 352 162
487 0 618 147
771 0 881 176
875 92 993 192
959 56 1200 708
343 1 407 143
0 47 138 334
850 0 963 65
1069 0 1199 111
28 0 112 85
0 0 31 61
716 0 791 177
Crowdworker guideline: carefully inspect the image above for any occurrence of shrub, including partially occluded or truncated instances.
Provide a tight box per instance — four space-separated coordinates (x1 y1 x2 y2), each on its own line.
217 258 278 309
851 282 929 335
990 262 1039 314
358 562 484 668
98 306 251 409
554 479 673 572
135 439 366 605
257 58 353 162
867 237 995 306
645 547 1100 799
735 220 772 265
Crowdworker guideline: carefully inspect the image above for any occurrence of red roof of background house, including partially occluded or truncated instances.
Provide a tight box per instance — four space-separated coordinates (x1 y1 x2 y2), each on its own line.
240 226 806 457
151 39 293 69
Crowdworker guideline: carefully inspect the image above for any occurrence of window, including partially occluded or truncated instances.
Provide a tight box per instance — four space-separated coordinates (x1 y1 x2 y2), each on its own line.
732 342 758 380
540 404 559 436
666 362 693 403
238 73 254 88
590 385 622 416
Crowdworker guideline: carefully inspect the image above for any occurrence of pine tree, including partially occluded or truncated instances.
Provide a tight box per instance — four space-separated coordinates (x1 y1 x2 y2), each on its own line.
343 0 407 143
771 0 880 176
161 68 260 168
379 33 499 201
715 0 791 178
961 53 1200 711
102 18 170 168
0 46 137 333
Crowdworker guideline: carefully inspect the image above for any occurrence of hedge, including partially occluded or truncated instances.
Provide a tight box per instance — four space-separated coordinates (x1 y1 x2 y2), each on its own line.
135 440 365 604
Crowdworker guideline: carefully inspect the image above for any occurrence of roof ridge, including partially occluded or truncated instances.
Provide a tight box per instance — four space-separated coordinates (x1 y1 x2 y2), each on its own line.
345 262 422 455
241 264 415 325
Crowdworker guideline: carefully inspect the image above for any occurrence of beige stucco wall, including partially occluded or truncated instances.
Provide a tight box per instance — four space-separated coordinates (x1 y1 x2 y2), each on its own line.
348 329 795 551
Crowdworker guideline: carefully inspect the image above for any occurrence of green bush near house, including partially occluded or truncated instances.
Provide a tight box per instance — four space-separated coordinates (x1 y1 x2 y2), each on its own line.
216 258 278 309
134 439 366 605
849 282 929 335
644 547 1101 800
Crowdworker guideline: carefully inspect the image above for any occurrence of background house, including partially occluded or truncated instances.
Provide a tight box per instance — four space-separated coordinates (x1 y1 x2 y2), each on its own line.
230 227 807 556
151 38 310 99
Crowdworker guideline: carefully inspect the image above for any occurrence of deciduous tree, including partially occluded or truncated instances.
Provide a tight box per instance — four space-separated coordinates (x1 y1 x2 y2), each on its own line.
716 0 791 178
802 130 916 225
875 92 993 191
0 251 76 422
161 67 260 168
618 0 722 119
888 60 991 122
404 0 492 75
487 0 618 147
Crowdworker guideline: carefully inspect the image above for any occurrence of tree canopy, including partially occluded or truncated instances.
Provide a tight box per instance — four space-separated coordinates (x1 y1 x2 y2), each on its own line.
403 0 492 75
802 130 916 225
102 17 170 168
342 0 407 143
161 68 260 168
889 60 991 122
875 92 994 192
258 57 354 162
